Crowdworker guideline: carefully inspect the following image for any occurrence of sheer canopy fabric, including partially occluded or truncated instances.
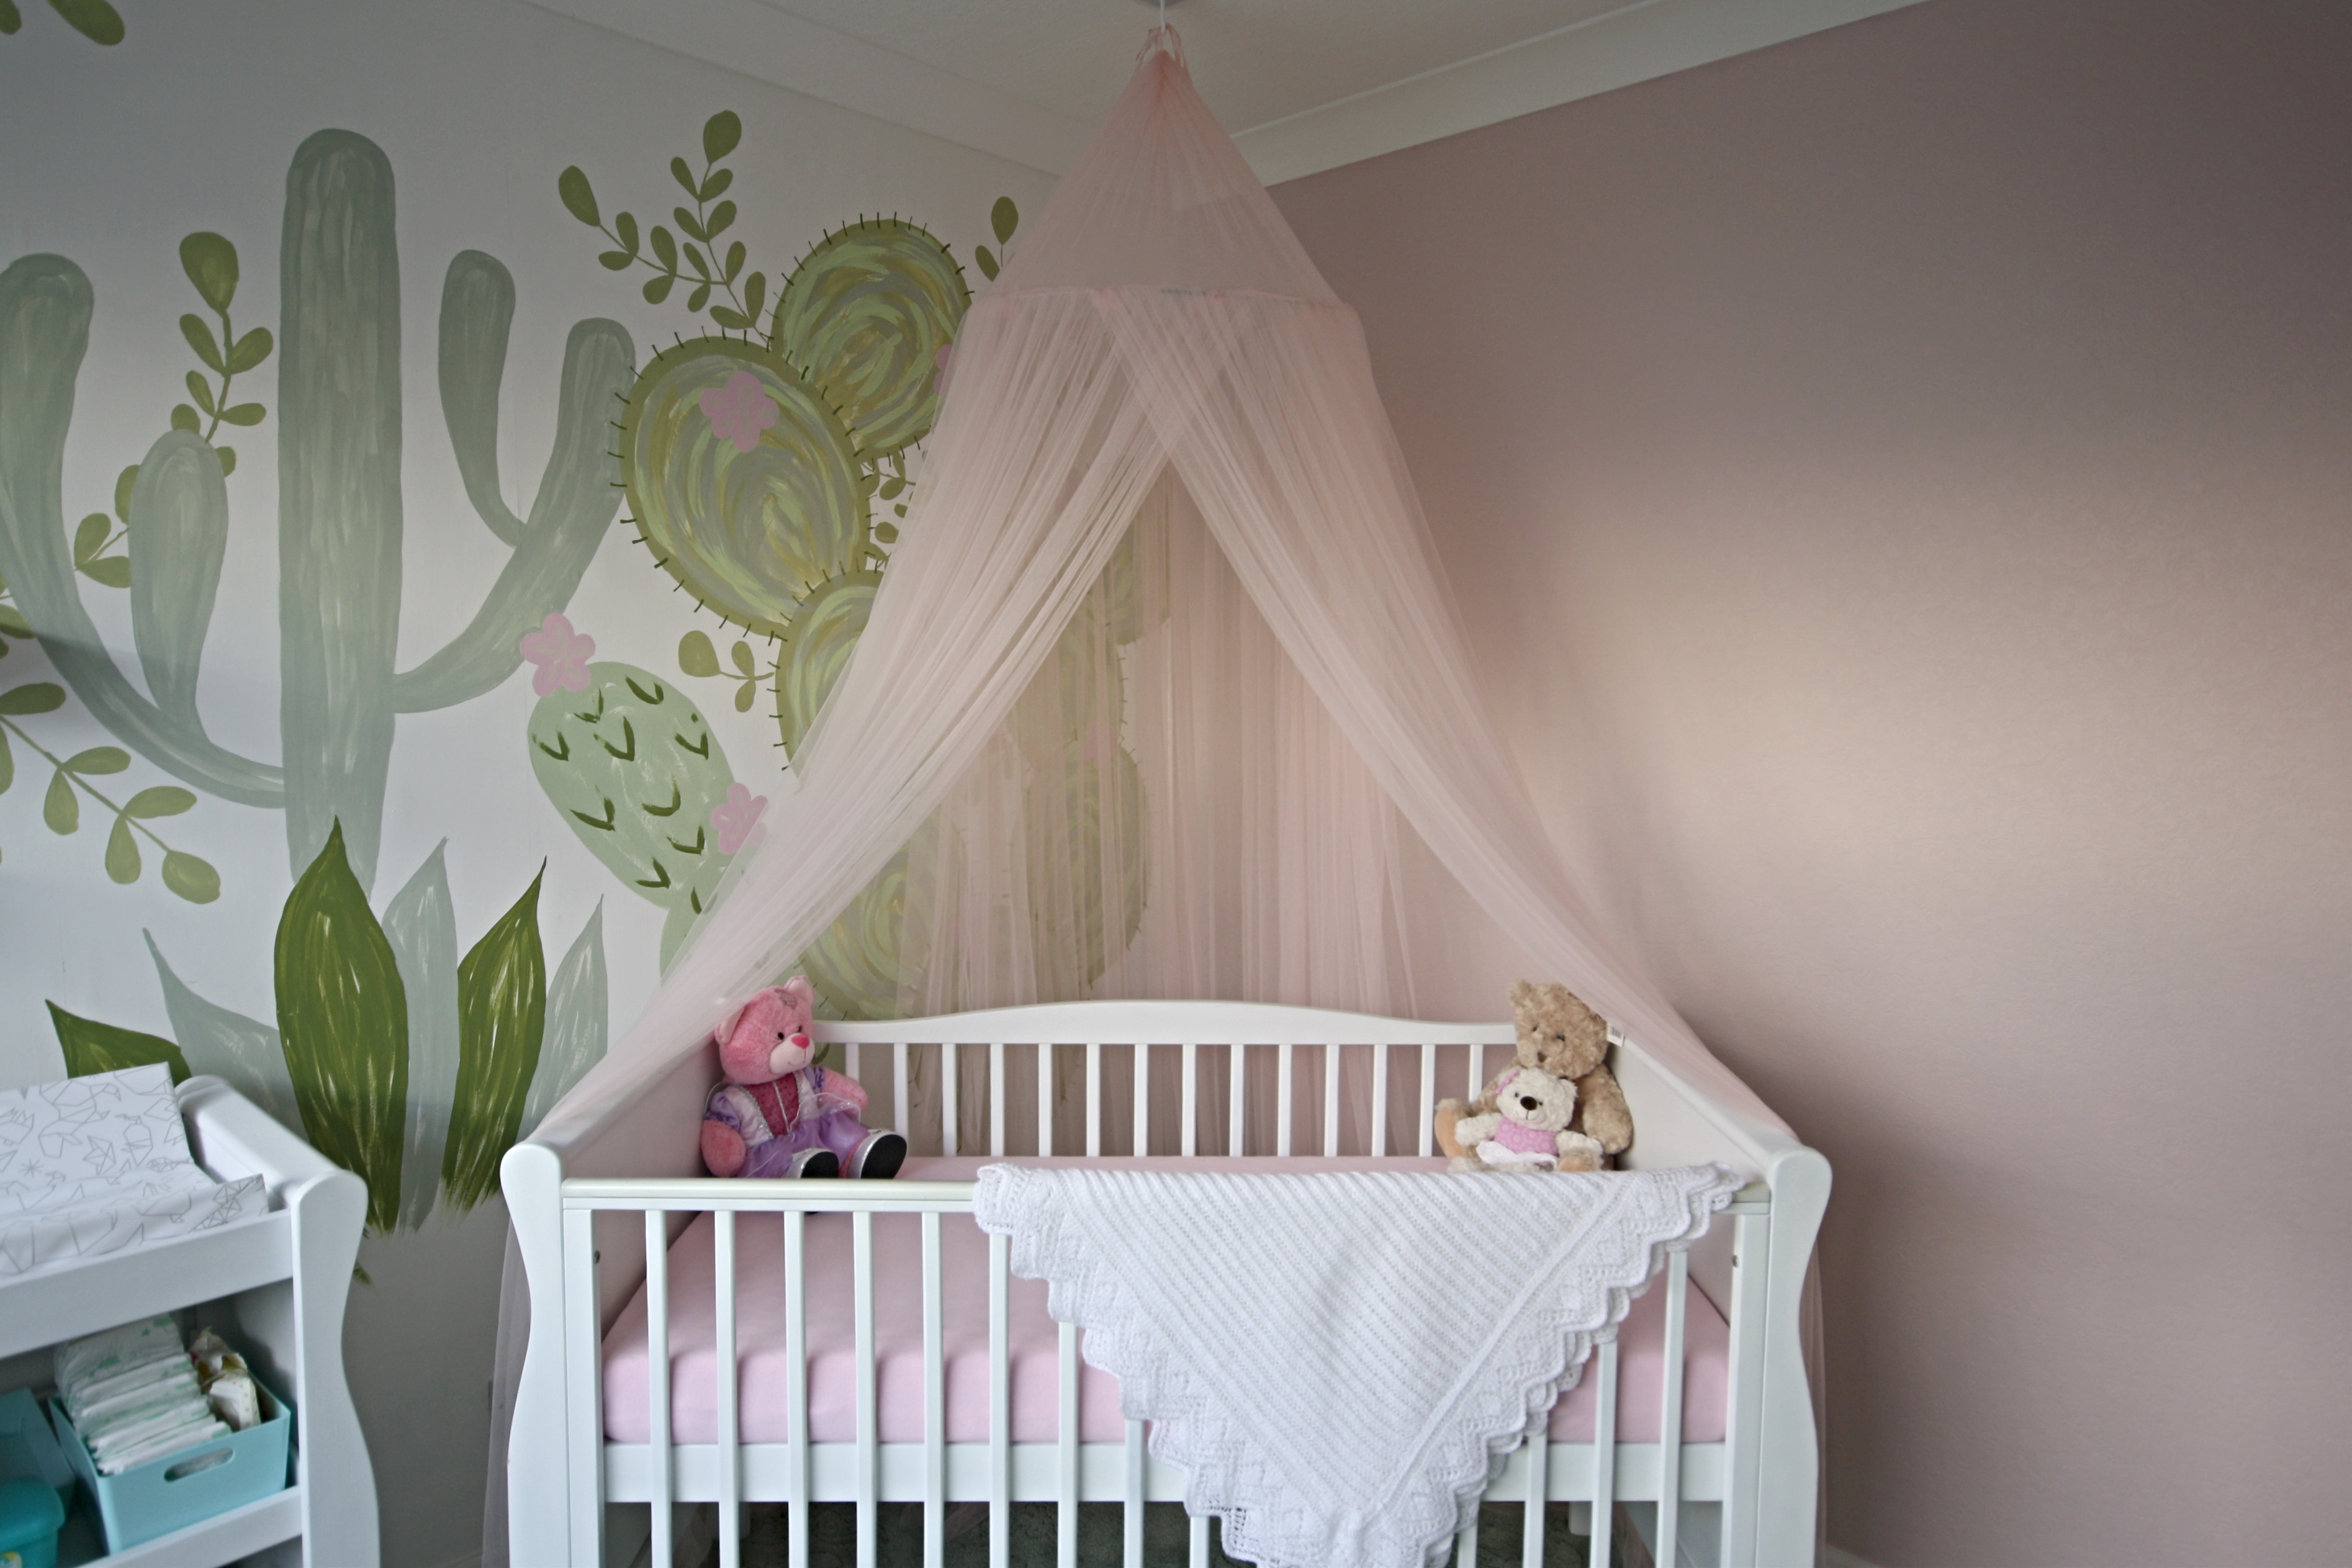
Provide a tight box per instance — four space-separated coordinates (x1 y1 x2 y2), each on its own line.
549 26 1783 1137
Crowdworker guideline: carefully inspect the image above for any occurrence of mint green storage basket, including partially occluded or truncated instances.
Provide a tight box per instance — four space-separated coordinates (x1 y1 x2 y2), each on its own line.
48 1382 291 1553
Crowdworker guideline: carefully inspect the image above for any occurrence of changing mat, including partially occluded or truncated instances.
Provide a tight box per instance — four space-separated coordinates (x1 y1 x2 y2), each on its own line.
0 1065 266 1277
601 1157 1731 1458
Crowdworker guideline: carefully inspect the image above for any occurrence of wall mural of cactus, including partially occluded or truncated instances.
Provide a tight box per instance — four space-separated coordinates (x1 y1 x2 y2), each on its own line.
555 111 1146 1018
0 126 628 1230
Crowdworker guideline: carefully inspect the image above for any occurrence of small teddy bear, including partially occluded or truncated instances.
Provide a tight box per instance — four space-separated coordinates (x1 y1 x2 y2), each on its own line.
700 976 906 1179
1436 980 1634 1168
1449 1065 1605 1173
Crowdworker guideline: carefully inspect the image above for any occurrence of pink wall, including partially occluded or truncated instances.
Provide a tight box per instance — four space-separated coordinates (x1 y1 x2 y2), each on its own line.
1273 2 2352 1563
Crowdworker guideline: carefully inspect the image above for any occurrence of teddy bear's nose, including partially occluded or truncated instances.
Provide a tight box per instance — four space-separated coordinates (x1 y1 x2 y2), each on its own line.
1520 1096 1539 1111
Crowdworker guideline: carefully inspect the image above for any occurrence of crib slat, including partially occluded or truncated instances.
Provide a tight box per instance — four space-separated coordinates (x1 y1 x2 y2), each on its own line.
922 1212 945 1568
1591 1336 1620 1568
644 1210 673 1568
1658 1247 1690 1568
1087 1040 1102 1156
1453 1494 1477 1566
1190 1514 1210 1568
785 1210 809 1568
1323 1043 1340 1157
989 1231 1011 1568
1039 1042 1055 1156
1058 1320 1079 1568
1521 1418 1548 1566
1133 1043 1151 1157
1418 1042 1436 1158
1124 1418 1147 1568
991 1042 1006 1158
854 1210 878 1567
1277 1042 1294 1157
1181 1042 1197 1158
894 1042 911 1156
715 1209 741 1568
1228 1042 1245 1156
1371 1042 1390 1158
944 1042 961 1157
561 1209 602 1568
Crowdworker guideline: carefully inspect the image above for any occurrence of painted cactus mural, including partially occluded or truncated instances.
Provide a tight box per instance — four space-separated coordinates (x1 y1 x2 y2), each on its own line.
0 127 629 1228
528 651 741 968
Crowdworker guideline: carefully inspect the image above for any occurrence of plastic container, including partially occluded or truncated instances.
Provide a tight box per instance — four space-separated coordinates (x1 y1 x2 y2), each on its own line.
49 1381 291 1553
0 1389 73 1508
0 1474 65 1568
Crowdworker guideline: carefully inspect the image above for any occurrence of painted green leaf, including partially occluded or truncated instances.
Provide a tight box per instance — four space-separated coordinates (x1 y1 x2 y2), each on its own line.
0 681 65 714
49 1002 189 1083
126 784 196 817
711 207 738 246
64 746 127 774
81 557 130 588
114 464 138 521
170 404 200 433
0 3 20 36
729 639 755 675
180 313 225 373
185 370 215 417
218 402 264 426
71 512 107 564
677 629 719 677
598 250 631 272
669 156 697 197
216 446 237 476
0 729 12 793
650 227 677 271
47 0 123 46
105 815 139 883
700 167 733 203
148 932 299 1129
991 196 1019 246
384 841 460 1230
0 603 31 637
161 850 220 904
615 211 639 252
441 865 547 1210
707 305 751 332
557 165 600 227
523 903 608 1136
276 820 409 1230
43 769 76 833
975 245 999 281
178 232 238 312
741 269 767 322
686 283 711 315
732 680 754 713
642 275 674 305
682 240 709 278
226 326 273 374
703 109 742 163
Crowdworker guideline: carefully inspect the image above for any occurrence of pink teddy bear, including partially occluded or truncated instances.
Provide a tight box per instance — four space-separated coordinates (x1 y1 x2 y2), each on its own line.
699 977 906 1179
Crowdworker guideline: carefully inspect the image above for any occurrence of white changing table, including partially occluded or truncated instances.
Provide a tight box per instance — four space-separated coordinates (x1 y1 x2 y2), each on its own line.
0 1075 379 1568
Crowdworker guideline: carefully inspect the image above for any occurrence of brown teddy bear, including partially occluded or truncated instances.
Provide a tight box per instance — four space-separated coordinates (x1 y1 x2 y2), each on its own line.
1435 981 1633 1171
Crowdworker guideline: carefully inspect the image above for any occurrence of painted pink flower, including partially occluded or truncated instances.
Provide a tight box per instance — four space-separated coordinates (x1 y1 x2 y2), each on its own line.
711 782 768 855
699 371 778 451
520 612 594 696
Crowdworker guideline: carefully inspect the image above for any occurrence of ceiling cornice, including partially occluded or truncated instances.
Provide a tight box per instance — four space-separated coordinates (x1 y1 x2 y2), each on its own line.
525 0 1930 184
1232 0 1932 185
521 0 1091 175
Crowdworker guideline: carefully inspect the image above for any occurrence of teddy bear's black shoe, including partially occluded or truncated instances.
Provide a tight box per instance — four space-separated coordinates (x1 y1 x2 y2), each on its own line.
786 1148 840 1178
848 1130 907 1180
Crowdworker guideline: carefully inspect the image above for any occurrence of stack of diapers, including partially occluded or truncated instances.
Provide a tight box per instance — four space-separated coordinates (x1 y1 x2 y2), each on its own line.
52 1319 261 1475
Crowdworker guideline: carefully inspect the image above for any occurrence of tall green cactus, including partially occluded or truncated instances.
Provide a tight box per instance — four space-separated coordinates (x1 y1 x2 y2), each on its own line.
0 127 636 891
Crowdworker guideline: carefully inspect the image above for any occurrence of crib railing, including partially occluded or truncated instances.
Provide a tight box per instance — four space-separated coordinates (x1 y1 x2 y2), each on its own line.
514 1003 1822 1568
563 1174 1768 1568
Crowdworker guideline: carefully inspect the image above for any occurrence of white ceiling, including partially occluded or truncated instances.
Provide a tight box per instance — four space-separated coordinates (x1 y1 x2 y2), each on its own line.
528 0 1929 183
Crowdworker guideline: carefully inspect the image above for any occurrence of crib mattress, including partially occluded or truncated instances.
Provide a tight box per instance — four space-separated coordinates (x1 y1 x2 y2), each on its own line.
601 1156 1729 1448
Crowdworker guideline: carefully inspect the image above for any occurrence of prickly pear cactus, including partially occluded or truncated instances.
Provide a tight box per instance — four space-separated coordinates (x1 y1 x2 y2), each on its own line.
621 337 872 641
772 218 969 458
773 568 876 755
528 663 734 966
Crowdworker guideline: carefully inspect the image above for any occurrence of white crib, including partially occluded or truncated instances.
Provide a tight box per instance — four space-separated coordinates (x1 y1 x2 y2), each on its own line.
502 1002 1828 1568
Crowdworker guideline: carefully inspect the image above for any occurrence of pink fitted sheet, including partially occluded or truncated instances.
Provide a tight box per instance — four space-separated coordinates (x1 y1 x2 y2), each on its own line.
602 1157 1728 1447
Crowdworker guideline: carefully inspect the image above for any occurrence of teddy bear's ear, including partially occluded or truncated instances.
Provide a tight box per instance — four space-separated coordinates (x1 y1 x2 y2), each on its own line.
1508 980 1534 1010
780 975 814 1011
713 998 752 1047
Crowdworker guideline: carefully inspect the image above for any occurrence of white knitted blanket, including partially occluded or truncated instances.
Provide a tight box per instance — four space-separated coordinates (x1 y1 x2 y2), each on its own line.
973 1162 1740 1568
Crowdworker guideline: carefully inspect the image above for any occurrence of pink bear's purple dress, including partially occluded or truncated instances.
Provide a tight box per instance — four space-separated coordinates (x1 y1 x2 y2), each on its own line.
704 1067 880 1178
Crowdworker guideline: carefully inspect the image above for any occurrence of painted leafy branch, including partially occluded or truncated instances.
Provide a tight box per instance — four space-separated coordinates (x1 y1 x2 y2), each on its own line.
561 112 764 327
0 0 124 46
0 677 217 896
